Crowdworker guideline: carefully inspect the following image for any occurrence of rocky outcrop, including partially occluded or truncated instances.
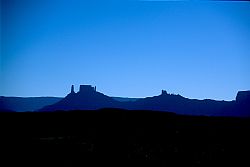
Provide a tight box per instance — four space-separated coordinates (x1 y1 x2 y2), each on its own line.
235 91 250 116
236 91 250 103
22 85 250 117
40 85 121 111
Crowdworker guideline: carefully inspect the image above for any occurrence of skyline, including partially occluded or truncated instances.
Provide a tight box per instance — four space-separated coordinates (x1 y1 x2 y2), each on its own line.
0 83 247 101
1 0 250 100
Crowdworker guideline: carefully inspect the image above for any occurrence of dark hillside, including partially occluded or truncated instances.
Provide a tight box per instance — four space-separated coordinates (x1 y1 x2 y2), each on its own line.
0 109 250 167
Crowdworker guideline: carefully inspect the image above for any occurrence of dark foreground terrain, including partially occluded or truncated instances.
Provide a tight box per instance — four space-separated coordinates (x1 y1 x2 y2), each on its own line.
1 109 250 167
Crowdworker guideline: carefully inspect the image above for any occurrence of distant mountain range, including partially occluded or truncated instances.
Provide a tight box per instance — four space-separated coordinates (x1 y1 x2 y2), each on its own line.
0 96 139 112
40 85 250 117
0 96 62 112
1 85 250 117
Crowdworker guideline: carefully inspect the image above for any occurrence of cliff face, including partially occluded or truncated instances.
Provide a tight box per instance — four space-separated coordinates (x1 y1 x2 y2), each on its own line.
236 91 250 103
235 91 250 115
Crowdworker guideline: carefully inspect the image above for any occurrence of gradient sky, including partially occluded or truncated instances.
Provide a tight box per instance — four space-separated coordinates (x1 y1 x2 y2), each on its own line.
1 0 250 100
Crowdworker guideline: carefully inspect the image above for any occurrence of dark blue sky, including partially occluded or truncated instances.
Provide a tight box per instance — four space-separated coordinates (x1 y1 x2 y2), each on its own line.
1 0 250 100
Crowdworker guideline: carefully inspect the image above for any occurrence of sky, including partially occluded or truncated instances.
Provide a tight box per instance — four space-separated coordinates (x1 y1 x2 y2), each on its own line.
0 0 250 100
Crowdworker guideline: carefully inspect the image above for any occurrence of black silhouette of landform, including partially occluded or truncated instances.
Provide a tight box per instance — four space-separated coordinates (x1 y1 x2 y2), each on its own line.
1 109 250 166
1 84 250 116
1 85 250 166
35 85 250 117
0 96 62 112
0 96 138 112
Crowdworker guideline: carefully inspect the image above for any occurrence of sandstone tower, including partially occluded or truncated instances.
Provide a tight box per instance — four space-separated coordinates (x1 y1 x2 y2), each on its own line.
71 85 75 94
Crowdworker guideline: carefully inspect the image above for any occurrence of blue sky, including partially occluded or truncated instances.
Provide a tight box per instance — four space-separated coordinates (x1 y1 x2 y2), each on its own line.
1 0 250 100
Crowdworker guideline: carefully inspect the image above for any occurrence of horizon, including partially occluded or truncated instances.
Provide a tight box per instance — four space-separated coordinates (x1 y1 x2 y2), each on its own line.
1 0 250 100
1 84 249 102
